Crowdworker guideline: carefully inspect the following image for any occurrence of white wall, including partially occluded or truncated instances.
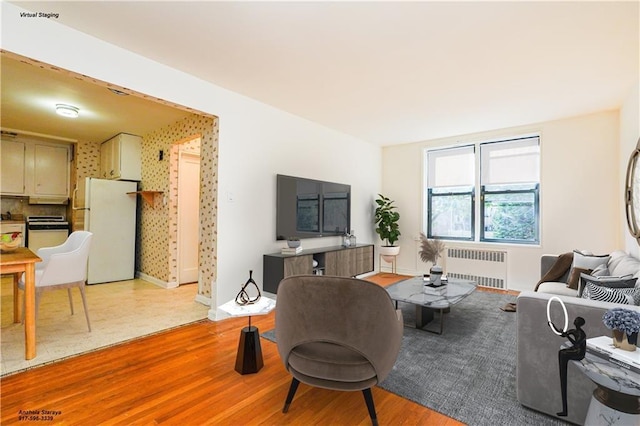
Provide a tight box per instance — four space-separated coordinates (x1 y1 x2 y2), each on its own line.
382 111 621 292
620 83 640 257
1 3 381 317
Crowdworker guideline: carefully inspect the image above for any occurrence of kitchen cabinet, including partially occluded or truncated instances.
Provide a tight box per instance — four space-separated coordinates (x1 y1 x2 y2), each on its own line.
100 133 141 181
263 244 374 293
0 139 70 198
0 140 26 195
33 144 69 196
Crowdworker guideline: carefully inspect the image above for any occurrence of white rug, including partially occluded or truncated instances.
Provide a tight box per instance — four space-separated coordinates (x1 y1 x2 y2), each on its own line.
0 278 209 376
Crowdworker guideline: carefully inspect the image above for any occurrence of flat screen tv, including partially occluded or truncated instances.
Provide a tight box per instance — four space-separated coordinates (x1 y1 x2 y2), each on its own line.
276 174 351 240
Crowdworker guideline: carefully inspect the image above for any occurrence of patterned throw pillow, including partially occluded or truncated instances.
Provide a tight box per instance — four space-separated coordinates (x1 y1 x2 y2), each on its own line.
581 282 640 305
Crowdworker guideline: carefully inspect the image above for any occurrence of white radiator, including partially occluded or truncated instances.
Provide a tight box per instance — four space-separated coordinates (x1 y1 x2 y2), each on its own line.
443 246 508 290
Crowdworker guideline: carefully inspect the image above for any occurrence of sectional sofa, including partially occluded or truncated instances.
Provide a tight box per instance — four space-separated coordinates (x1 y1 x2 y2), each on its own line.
516 251 640 425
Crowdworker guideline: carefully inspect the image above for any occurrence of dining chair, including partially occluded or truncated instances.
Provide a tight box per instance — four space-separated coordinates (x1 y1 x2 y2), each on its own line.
18 231 93 331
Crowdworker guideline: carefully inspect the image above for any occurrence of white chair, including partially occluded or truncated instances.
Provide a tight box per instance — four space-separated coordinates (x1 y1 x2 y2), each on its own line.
18 231 93 331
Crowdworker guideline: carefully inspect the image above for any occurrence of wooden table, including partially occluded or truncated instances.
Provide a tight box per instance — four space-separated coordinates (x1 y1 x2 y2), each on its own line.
1 247 41 359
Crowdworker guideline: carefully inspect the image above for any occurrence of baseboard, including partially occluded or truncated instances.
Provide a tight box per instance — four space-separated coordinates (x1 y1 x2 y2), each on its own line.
136 271 177 289
195 293 211 306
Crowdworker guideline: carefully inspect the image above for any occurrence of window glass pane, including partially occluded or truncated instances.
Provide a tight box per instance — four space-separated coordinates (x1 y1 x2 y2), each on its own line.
481 137 539 185
483 192 537 242
430 193 473 239
427 145 475 187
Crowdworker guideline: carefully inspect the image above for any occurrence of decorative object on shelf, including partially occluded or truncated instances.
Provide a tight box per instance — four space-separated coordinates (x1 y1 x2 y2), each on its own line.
349 229 356 247
419 232 446 284
0 233 22 252
374 194 401 261
286 237 301 249
235 270 261 305
602 307 640 351
546 296 587 417
342 229 351 247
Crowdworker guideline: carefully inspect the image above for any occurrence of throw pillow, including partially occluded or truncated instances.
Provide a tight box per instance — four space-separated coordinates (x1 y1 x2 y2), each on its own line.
572 250 610 270
578 272 638 298
581 282 640 305
591 264 610 277
567 267 592 290
569 250 610 289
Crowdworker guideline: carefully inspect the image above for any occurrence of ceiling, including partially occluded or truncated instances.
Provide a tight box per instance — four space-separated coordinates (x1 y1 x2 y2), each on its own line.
0 55 194 144
5 1 639 146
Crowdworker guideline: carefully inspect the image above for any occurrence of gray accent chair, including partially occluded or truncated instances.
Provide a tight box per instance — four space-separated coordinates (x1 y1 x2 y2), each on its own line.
275 275 403 426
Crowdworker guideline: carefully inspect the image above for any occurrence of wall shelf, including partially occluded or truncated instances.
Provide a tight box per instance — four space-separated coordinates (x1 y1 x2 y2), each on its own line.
127 191 163 206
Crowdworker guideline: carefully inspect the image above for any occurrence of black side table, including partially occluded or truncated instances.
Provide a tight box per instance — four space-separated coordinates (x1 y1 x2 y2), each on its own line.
218 297 276 375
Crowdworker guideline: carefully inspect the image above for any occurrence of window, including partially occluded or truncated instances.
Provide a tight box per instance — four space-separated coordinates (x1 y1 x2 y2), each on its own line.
425 136 540 244
426 145 475 240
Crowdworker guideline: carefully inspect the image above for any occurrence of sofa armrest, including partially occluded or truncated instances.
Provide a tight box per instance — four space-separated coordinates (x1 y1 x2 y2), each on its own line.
516 291 640 424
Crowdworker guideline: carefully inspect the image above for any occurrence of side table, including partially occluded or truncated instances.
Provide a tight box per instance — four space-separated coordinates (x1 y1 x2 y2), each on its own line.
218 297 276 375
571 348 640 425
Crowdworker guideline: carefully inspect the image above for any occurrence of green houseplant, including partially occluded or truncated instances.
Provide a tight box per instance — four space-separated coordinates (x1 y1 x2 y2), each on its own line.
375 194 401 260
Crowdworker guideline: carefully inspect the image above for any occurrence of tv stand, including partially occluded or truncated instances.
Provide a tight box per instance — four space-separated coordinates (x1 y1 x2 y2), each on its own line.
263 244 374 293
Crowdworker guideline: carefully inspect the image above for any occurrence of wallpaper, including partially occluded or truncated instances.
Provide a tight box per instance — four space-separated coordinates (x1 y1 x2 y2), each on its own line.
137 114 218 298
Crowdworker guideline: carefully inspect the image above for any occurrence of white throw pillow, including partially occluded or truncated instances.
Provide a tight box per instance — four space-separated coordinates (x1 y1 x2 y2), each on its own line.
572 250 610 271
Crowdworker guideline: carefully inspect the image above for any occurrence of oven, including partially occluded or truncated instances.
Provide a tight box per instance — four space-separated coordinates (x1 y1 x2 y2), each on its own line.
27 216 70 253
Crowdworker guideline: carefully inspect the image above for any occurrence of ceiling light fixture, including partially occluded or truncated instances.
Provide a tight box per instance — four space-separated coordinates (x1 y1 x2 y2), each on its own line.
55 104 80 118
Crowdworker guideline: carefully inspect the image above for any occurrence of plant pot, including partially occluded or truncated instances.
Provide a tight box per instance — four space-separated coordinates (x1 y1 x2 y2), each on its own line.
287 240 301 249
612 329 637 352
380 245 400 263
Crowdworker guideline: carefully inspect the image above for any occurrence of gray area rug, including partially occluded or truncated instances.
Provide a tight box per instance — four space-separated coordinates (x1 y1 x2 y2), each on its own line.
262 291 570 426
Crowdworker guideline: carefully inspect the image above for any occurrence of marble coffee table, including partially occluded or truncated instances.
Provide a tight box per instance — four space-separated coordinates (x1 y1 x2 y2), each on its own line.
385 276 476 334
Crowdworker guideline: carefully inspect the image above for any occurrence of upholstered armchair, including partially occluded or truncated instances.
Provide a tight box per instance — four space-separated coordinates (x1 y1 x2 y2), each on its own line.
275 275 403 426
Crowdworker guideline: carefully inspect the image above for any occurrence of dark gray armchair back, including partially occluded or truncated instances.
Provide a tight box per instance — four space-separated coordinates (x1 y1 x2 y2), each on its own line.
275 275 403 383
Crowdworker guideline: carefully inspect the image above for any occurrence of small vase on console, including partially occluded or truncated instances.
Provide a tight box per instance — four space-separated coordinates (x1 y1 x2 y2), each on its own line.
612 329 637 352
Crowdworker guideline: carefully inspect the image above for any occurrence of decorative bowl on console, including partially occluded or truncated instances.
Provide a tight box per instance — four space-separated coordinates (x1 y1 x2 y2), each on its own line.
286 238 301 249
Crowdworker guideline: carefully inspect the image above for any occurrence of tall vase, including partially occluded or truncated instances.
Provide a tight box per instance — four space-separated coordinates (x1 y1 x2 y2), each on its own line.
612 329 637 352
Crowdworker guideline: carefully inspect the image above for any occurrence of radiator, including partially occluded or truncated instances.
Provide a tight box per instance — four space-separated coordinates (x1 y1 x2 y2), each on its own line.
444 247 508 290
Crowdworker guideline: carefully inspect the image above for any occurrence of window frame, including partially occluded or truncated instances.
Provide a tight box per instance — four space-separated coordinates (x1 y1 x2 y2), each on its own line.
424 135 540 245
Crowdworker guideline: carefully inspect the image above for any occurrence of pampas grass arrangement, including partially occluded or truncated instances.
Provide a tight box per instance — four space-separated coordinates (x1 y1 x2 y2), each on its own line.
419 232 445 265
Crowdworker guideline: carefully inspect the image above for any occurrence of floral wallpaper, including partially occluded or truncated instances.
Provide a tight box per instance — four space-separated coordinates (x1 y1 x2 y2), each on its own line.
137 114 218 299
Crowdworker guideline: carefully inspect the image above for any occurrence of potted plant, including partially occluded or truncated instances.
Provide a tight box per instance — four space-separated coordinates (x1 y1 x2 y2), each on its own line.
374 194 401 261
602 307 640 351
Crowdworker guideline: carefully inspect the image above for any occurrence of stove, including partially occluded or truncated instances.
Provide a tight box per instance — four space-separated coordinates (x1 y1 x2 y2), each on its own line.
26 216 70 252
26 215 69 229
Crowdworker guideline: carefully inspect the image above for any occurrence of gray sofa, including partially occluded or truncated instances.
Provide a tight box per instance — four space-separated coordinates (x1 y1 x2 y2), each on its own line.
516 251 640 425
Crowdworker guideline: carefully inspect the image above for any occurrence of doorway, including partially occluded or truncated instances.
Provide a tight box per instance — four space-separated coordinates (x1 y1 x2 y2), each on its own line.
177 150 201 284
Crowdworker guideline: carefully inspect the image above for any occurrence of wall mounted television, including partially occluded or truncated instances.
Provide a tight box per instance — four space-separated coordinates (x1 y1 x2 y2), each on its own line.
276 174 351 240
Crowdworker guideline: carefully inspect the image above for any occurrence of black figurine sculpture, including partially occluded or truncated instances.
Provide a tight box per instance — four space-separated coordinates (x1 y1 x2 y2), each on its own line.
548 315 587 417
235 270 261 305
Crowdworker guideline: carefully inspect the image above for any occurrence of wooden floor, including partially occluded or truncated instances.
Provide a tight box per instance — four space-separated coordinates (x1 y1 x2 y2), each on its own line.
0 274 493 425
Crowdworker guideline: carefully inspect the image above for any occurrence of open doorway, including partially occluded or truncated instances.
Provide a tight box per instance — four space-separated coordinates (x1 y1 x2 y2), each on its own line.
178 149 201 284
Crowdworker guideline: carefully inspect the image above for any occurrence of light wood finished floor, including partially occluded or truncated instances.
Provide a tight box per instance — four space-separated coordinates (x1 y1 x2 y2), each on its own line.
0 274 511 425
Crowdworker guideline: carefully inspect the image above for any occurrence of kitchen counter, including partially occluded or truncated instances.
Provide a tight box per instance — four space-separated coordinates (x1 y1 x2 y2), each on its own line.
0 219 26 224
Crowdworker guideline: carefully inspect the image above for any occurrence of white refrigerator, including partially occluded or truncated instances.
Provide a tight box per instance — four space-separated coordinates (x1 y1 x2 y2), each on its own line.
73 178 138 284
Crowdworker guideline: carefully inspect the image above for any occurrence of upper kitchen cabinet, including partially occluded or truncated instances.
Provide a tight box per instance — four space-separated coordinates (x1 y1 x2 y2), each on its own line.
0 138 70 199
0 139 26 195
33 144 69 197
100 133 141 181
